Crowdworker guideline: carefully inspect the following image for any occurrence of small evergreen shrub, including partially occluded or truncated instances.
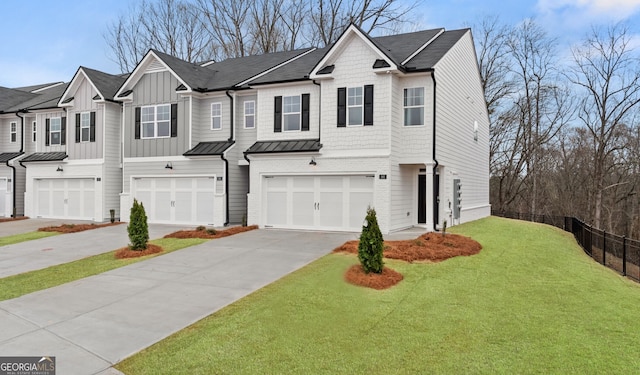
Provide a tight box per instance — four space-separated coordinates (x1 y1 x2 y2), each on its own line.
358 207 384 274
206 228 217 235
128 199 149 250
196 225 206 231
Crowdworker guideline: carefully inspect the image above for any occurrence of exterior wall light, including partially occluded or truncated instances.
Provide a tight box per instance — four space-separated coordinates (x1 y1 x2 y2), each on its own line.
56 165 63 172
309 158 317 166
165 162 173 169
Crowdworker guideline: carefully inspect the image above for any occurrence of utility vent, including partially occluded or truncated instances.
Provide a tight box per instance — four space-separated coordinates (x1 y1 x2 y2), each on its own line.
145 59 167 73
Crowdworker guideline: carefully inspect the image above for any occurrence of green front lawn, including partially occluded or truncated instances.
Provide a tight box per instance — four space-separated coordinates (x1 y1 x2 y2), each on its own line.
0 238 207 301
0 231 59 246
117 217 640 374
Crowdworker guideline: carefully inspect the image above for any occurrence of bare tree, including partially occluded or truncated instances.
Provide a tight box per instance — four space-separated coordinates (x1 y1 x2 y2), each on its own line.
567 23 640 228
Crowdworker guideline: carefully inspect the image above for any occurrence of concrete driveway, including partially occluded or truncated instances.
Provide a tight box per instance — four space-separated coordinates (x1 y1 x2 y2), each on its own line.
0 229 356 375
0 218 97 237
0 221 192 278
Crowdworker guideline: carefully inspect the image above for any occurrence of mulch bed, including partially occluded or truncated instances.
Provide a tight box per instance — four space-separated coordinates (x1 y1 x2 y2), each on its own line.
38 222 123 233
0 216 29 223
333 232 482 263
114 243 163 259
345 265 404 290
164 225 258 239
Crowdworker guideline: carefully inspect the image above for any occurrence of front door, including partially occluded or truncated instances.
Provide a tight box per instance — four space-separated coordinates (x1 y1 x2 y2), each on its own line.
418 174 426 224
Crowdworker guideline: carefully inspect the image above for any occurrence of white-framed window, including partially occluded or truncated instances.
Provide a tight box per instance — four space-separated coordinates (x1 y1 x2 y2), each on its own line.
10 122 17 143
347 87 363 126
50 117 62 145
32 121 36 142
211 102 222 130
141 104 171 139
244 100 255 129
283 95 301 131
80 112 91 142
404 87 424 126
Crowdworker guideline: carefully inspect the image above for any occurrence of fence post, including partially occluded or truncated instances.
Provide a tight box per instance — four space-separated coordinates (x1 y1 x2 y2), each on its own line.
602 230 606 266
622 236 627 277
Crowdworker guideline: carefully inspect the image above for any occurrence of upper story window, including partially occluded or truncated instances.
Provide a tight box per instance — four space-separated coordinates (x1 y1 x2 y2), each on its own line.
10 122 17 143
347 87 363 126
404 87 424 126
244 101 255 129
141 104 171 139
32 121 36 142
337 85 373 127
80 112 91 142
283 96 301 131
211 102 222 130
50 117 62 145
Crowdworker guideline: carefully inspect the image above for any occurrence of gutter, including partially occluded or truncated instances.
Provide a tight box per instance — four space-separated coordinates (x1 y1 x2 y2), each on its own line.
313 80 321 145
9 111 26 217
222 90 235 226
430 69 439 231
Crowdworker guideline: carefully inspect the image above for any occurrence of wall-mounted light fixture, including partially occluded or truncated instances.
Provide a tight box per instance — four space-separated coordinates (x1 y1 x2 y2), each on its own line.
56 165 63 172
309 158 317 166
165 162 173 169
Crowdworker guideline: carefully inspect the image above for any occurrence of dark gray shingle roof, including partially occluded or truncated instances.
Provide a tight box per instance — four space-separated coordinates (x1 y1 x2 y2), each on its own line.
245 139 322 154
372 28 445 67
81 67 128 101
0 152 24 162
20 152 68 162
250 48 329 85
3 83 68 112
405 29 468 69
184 141 235 156
13 82 64 93
0 87 37 112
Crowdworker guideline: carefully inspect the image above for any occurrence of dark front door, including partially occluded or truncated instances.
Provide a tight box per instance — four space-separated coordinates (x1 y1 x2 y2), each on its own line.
418 174 426 224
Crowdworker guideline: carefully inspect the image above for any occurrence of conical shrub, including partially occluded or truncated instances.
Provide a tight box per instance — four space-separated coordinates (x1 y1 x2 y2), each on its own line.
128 199 149 250
358 207 384 274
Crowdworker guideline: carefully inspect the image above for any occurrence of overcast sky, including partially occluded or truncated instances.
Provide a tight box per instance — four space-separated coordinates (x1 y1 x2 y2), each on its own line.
1 0 639 87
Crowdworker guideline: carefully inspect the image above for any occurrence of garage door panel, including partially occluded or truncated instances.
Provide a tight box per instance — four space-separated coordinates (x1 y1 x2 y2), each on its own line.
319 191 343 228
0 178 6 216
155 191 172 221
35 178 95 220
174 191 192 222
292 192 314 226
349 192 373 228
266 191 287 225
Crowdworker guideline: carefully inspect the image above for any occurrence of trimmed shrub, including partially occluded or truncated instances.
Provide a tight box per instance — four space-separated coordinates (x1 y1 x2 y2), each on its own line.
128 199 149 250
358 207 384 274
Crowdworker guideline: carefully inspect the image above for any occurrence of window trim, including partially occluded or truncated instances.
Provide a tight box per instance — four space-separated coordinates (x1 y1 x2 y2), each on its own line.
50 117 62 145
140 104 171 139
244 100 255 129
282 95 301 132
9 122 17 143
403 87 425 126
211 102 222 131
80 112 91 142
347 87 364 127
32 121 36 143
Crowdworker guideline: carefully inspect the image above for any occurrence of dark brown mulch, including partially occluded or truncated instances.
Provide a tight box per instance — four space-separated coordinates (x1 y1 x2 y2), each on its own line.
344 265 404 290
114 243 163 259
333 232 482 263
164 225 259 239
38 222 123 233
0 216 29 223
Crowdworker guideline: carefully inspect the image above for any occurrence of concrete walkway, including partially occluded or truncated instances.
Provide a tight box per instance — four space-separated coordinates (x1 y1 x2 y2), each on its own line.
0 221 192 278
0 229 356 375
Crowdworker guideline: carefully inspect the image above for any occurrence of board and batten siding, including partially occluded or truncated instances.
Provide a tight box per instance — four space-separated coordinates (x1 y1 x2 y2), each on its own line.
320 33 392 154
123 71 190 157
432 30 490 222
103 102 123 220
24 116 37 154
194 94 232 143
66 77 103 160
0 117 23 153
36 111 67 153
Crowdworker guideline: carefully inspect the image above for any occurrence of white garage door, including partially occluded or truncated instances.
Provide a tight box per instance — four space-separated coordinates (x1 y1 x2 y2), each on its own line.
132 177 216 225
36 178 96 220
264 175 374 231
0 178 8 217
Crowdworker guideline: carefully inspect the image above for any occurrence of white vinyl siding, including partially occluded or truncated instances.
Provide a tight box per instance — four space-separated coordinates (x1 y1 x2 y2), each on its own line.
283 96 301 131
80 112 91 142
141 104 170 139
404 87 425 126
211 102 222 130
50 117 62 145
9 122 17 143
244 100 255 129
347 87 363 126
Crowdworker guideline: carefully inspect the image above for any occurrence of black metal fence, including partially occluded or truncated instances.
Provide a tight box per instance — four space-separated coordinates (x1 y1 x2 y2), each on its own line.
492 211 640 283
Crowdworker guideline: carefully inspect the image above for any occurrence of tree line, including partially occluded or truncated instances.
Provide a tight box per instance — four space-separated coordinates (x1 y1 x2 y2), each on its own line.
104 3 640 238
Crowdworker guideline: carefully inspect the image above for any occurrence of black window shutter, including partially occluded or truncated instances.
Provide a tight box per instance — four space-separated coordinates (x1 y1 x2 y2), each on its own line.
337 87 346 127
61 117 66 145
134 107 141 139
75 113 81 143
171 103 178 137
274 96 282 132
45 118 50 146
301 93 310 131
90 111 96 142
364 84 374 126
